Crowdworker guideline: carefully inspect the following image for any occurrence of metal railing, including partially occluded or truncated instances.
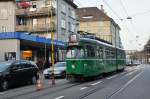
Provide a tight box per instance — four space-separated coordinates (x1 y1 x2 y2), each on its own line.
16 6 56 16
16 23 56 32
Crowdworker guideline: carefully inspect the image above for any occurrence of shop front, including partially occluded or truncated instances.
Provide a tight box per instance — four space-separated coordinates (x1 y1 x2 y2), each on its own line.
0 32 66 69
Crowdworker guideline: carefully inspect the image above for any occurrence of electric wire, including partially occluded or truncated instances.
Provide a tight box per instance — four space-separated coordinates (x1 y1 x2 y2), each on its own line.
119 0 129 17
102 0 122 20
132 10 150 17
74 0 83 7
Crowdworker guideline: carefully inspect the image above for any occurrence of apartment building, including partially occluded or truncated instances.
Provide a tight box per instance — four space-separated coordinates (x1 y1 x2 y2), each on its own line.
15 0 57 38
15 0 78 42
0 0 16 32
57 0 78 42
0 0 78 63
76 6 122 48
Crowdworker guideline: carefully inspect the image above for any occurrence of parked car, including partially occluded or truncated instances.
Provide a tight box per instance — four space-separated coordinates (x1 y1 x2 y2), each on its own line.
0 60 39 91
126 60 141 66
43 62 66 79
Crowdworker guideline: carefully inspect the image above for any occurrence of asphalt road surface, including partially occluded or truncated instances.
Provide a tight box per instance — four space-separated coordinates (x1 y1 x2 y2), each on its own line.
0 64 149 99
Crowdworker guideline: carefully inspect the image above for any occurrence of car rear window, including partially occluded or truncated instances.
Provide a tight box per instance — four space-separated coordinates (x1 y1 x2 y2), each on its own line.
0 61 12 72
55 62 66 67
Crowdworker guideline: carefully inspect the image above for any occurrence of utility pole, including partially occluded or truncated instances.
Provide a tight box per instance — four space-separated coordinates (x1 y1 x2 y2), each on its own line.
50 0 55 85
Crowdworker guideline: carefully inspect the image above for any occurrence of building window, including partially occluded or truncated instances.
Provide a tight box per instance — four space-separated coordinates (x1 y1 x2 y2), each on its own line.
45 0 56 8
33 18 37 26
17 17 27 25
1 26 7 32
0 9 8 20
69 8 75 18
71 10 75 18
71 23 75 32
68 22 71 31
45 0 51 5
61 3 66 13
32 2 37 8
61 19 66 29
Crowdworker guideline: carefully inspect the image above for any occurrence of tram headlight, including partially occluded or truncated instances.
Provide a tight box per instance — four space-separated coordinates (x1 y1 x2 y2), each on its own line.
72 64 75 69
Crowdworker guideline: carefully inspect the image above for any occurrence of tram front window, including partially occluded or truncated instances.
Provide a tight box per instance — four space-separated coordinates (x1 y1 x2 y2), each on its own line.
67 47 84 58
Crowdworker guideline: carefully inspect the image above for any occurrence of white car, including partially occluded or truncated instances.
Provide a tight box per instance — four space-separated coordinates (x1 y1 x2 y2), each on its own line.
43 62 66 79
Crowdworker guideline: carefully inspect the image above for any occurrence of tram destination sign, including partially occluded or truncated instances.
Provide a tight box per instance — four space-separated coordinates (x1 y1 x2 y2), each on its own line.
68 33 79 46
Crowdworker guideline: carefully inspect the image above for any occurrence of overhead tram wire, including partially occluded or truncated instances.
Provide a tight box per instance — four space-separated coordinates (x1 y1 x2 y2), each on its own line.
119 0 136 33
119 0 141 51
102 0 131 50
119 0 129 17
118 0 133 32
102 0 131 31
131 10 150 17
119 0 141 45
102 0 122 20
74 0 83 7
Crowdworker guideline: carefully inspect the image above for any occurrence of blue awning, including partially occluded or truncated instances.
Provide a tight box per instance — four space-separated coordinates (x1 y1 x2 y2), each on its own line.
0 32 66 47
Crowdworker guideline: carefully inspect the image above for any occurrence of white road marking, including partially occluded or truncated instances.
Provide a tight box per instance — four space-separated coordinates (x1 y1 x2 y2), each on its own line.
107 75 117 80
54 96 64 99
0 92 5 95
91 81 102 86
120 72 126 75
80 87 88 90
125 72 134 76
125 70 138 76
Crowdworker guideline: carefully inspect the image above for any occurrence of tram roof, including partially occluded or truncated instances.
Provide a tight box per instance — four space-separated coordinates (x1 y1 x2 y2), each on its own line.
80 38 124 50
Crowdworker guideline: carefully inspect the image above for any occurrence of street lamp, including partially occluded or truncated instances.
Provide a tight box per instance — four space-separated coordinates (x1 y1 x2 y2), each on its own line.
126 16 132 20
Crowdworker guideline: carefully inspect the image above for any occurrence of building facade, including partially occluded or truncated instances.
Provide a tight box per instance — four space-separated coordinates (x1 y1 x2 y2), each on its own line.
15 0 56 38
15 0 78 42
76 7 122 48
0 0 16 32
0 0 78 63
57 0 78 42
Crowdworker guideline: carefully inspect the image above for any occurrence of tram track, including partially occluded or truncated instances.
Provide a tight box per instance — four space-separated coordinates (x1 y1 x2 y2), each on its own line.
75 69 142 99
29 83 81 99
3 67 138 99
106 70 143 99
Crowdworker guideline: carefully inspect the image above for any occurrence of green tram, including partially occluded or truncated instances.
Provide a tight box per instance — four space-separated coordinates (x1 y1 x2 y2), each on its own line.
66 34 126 81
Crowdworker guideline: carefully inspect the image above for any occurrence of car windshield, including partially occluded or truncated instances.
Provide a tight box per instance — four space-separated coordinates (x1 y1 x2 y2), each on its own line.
67 47 84 58
0 61 12 72
55 62 66 67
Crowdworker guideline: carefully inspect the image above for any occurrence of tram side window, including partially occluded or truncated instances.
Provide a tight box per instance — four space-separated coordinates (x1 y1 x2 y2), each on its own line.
111 51 115 59
105 50 110 59
118 51 124 59
105 49 115 59
97 48 103 59
86 45 95 57
120 51 125 59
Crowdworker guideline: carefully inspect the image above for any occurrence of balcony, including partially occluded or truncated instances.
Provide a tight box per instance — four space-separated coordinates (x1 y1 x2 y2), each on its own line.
16 23 56 32
16 6 56 17
16 25 28 32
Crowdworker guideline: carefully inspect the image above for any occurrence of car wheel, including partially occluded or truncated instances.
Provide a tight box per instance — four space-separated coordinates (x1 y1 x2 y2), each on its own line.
1 80 8 91
44 76 50 79
31 76 37 85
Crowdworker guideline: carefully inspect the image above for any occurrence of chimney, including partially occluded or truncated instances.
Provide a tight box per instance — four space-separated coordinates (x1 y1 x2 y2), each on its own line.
100 5 104 12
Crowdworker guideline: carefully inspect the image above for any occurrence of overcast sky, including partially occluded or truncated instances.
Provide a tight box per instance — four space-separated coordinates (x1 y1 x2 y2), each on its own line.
74 0 150 51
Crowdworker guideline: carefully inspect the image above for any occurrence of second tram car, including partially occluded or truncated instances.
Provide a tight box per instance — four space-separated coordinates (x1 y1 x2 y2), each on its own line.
66 34 126 81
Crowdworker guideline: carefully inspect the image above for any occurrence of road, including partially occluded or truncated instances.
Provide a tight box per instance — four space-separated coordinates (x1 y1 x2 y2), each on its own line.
0 64 149 99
